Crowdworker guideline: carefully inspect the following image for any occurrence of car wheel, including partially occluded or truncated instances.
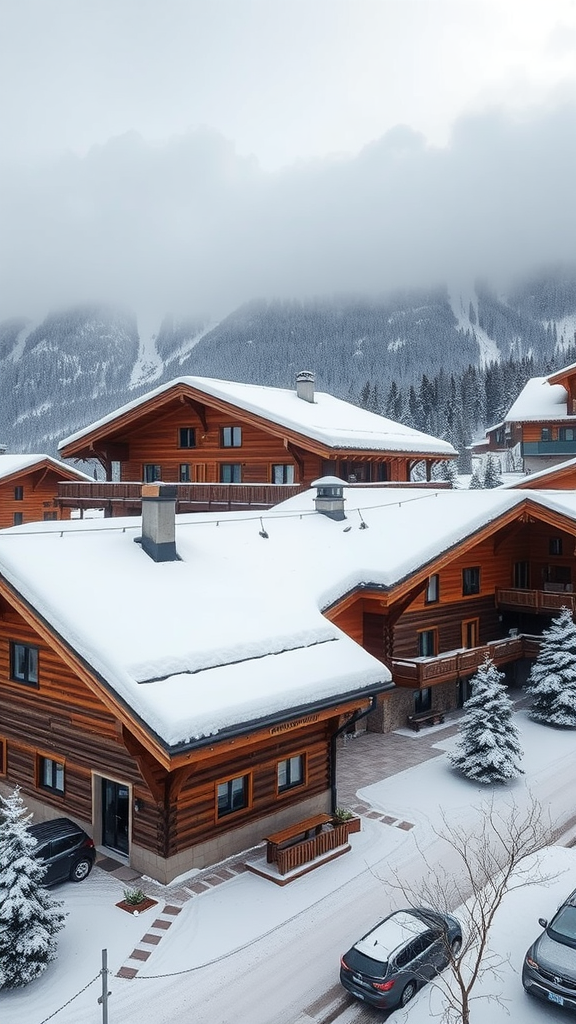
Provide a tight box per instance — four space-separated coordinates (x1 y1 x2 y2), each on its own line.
400 982 416 1007
451 936 462 956
70 857 92 882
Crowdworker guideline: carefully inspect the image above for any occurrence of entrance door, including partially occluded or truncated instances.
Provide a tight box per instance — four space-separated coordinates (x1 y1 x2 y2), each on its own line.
101 779 129 855
462 618 479 649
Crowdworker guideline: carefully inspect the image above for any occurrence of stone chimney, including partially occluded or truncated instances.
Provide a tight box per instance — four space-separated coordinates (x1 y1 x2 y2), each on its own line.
296 370 315 403
312 476 346 521
139 483 178 562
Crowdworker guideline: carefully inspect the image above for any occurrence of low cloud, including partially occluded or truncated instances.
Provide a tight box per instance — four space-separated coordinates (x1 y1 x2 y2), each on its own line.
2 98 576 322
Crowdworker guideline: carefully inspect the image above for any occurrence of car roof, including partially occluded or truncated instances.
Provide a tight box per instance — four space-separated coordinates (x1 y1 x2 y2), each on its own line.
354 910 428 961
28 817 85 842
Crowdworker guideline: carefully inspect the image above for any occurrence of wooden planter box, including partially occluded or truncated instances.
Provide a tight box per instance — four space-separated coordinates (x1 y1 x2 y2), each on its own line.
332 815 362 835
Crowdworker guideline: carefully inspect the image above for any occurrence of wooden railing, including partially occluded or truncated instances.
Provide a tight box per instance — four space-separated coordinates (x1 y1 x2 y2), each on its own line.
276 823 349 875
392 635 529 688
496 588 576 614
57 481 302 513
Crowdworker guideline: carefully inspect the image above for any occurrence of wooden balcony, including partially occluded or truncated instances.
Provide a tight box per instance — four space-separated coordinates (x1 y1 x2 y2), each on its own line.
56 481 302 515
391 635 527 689
496 587 576 615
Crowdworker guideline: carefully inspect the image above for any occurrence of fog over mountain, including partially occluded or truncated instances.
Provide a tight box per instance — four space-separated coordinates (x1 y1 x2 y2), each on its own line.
2 98 576 324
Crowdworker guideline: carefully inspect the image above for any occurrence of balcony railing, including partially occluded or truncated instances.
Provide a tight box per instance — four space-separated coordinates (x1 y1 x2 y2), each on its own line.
522 441 576 455
57 481 302 514
391 635 528 688
496 588 576 614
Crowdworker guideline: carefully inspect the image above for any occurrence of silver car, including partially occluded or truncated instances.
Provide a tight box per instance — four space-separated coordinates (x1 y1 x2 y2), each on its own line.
522 887 576 1012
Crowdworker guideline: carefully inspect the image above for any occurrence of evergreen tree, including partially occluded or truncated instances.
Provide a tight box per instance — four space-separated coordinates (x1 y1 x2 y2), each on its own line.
0 789 66 989
448 657 523 783
525 606 576 726
468 466 483 489
483 452 503 488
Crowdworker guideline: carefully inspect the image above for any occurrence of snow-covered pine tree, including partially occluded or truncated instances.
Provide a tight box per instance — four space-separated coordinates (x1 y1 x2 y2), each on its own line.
0 788 66 989
483 452 503 488
525 605 576 727
468 466 483 489
448 656 523 783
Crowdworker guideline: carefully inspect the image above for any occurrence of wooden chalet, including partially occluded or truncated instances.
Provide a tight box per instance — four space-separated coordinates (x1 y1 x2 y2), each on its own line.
0 454 92 530
56 372 457 516
3 478 576 880
473 364 576 474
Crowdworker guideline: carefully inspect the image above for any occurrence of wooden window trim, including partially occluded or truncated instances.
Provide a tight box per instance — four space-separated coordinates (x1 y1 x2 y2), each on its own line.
14 486 24 501
425 574 440 604
276 752 307 796
178 427 196 449
417 628 438 657
220 463 242 483
36 752 66 796
215 770 252 821
221 426 242 448
462 566 481 596
462 618 480 649
10 641 39 687
549 537 563 556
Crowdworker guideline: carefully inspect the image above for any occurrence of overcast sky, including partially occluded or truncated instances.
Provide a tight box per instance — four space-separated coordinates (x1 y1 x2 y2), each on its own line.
1 0 576 324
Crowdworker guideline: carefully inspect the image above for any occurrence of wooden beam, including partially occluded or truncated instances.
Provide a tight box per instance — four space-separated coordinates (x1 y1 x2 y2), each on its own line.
180 395 208 433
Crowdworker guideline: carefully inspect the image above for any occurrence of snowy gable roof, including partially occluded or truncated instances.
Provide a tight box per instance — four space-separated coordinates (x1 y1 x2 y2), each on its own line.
0 454 92 483
58 375 457 457
505 377 568 422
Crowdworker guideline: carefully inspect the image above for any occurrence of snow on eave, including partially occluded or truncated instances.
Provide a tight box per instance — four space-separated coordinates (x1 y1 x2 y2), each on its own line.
499 457 576 489
0 453 93 483
58 375 457 457
505 377 567 422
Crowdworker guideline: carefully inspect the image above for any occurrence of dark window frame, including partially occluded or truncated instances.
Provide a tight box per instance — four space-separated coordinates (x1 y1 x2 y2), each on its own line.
462 566 480 596
143 464 162 483
10 642 39 686
271 464 295 485
13 512 23 526
178 427 196 449
38 755 65 794
277 754 305 793
549 537 563 556
216 773 250 818
179 463 191 483
220 463 242 483
425 574 439 604
417 629 438 657
14 486 24 501
221 426 242 448
541 427 551 442
559 427 575 442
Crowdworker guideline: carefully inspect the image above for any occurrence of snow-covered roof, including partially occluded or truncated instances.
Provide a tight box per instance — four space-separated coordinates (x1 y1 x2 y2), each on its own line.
354 910 427 960
3 483 576 751
499 457 576 489
58 375 457 457
505 377 568 422
0 454 92 483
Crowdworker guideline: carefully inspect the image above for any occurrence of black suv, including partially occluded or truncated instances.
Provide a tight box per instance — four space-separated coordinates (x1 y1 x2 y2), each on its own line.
340 907 462 1010
522 887 576 1012
29 817 96 885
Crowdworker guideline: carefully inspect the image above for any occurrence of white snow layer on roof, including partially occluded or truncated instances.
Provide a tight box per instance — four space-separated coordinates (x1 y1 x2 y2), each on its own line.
58 375 457 456
0 454 92 482
505 377 568 421
4 484 576 747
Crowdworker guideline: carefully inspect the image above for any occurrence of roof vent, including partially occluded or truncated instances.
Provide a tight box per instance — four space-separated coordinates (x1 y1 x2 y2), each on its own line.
312 476 346 521
296 370 315 403
138 483 178 562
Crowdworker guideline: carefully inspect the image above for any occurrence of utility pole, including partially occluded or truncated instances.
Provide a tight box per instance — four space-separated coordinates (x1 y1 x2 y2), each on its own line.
98 948 111 1024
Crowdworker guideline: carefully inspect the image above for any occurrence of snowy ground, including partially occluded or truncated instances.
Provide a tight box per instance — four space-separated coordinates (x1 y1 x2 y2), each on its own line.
2 710 575 1024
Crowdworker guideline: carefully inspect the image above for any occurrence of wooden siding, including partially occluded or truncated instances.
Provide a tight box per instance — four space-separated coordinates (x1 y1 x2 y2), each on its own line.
0 467 72 529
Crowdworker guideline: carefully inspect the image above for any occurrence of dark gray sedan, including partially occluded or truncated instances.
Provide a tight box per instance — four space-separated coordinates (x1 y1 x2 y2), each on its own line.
340 907 462 1011
522 887 576 1012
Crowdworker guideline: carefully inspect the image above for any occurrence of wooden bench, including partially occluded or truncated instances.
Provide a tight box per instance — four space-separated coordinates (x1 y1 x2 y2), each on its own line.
407 709 445 732
264 813 333 864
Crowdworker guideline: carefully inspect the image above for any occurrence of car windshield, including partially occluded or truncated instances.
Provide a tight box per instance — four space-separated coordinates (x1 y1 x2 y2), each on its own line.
549 905 576 948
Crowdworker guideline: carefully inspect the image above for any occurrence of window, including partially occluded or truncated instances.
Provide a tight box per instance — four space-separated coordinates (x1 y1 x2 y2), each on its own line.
221 426 242 448
541 427 551 441
220 463 241 483
462 566 480 596
514 561 529 588
143 464 161 483
178 427 196 448
13 513 23 526
559 427 575 442
425 574 439 603
14 486 24 500
39 756 65 794
43 512 57 521
179 464 191 483
418 630 437 657
277 755 304 792
217 774 248 817
549 537 563 556
414 688 432 713
11 642 38 685
272 464 295 484
462 618 479 649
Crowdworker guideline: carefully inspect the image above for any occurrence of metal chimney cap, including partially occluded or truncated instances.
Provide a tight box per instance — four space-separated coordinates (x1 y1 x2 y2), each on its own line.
296 370 315 382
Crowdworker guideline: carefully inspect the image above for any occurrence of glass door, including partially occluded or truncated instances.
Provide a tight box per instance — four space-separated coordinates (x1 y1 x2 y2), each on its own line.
101 778 129 855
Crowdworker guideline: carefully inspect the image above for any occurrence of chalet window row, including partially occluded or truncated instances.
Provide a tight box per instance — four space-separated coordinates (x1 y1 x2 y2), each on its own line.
144 462 296 485
216 755 306 819
174 425 246 449
540 427 576 442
